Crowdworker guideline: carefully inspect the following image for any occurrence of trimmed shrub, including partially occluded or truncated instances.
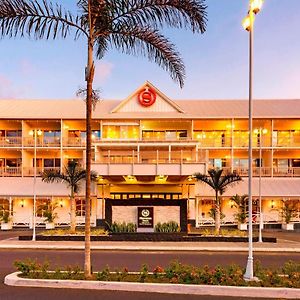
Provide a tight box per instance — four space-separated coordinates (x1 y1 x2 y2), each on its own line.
155 221 180 233
107 221 137 233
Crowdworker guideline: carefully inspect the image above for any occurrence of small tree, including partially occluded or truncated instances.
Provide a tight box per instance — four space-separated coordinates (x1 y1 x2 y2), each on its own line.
231 194 248 224
37 202 58 224
0 205 11 224
280 200 298 224
41 161 97 233
194 169 242 234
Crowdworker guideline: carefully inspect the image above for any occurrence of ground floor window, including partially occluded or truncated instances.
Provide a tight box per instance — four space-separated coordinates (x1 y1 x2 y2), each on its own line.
36 198 51 217
76 199 85 216
110 193 182 200
0 198 9 214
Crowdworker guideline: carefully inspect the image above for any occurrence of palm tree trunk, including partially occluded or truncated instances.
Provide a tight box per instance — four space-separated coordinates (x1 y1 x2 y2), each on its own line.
84 0 94 279
70 188 76 233
215 191 221 235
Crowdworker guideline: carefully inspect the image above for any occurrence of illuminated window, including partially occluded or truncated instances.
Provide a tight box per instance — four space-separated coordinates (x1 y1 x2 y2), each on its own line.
76 199 85 216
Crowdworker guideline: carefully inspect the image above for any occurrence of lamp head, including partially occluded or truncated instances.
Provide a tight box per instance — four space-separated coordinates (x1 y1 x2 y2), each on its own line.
250 0 264 14
242 15 251 31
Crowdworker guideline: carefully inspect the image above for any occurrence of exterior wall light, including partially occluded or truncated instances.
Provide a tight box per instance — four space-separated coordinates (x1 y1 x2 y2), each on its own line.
271 200 274 209
20 199 24 208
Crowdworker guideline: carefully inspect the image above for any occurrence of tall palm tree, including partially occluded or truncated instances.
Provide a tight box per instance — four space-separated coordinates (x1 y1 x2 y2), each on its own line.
41 161 97 233
194 169 242 234
0 0 207 277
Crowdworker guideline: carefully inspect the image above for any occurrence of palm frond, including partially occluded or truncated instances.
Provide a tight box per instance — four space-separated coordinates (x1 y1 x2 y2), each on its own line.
194 172 216 191
218 172 242 195
104 26 185 87
76 87 101 110
107 0 207 33
0 0 87 39
195 168 242 195
41 168 69 184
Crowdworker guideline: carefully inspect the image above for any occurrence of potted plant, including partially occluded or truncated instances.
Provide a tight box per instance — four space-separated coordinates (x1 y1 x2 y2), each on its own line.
280 200 298 230
39 202 58 230
231 194 248 231
0 206 12 230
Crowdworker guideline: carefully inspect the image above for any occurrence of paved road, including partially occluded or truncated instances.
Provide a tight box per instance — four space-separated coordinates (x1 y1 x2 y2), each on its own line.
1 249 300 300
1 229 299 299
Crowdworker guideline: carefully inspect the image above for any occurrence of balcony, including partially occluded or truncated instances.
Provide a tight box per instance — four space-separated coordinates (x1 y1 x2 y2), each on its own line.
0 137 22 147
230 167 300 177
92 150 206 176
63 137 86 147
23 167 61 177
0 167 22 177
23 137 61 147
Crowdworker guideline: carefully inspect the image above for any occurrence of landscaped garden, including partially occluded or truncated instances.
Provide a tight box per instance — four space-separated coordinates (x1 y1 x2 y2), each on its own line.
13 259 300 288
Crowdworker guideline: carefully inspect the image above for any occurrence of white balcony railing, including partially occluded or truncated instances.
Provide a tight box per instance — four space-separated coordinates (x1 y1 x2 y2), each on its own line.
0 137 22 147
23 137 61 147
23 167 61 176
0 167 22 177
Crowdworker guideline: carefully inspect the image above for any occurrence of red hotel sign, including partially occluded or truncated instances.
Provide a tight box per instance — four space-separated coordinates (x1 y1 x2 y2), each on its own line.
138 88 156 107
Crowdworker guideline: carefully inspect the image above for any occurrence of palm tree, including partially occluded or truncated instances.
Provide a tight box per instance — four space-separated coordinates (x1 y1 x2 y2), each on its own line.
194 169 242 234
41 161 97 233
0 0 207 277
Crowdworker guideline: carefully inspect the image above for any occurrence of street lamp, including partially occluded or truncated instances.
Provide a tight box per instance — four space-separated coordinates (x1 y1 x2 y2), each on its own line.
242 0 264 281
29 129 42 241
254 127 268 243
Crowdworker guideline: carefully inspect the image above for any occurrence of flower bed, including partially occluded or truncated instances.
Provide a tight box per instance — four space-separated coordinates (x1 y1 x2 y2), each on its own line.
18 233 276 242
14 259 300 288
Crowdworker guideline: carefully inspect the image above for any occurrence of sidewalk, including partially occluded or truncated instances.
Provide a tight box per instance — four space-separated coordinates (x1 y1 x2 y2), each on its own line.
1 237 300 252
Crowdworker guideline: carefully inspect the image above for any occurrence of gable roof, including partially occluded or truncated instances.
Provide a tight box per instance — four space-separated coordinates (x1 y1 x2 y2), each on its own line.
110 81 185 114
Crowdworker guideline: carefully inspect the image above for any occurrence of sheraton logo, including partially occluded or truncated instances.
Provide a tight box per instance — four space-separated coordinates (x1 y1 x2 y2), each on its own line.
138 87 156 107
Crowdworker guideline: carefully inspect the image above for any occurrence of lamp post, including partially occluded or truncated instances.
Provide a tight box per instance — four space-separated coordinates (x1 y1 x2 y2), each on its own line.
29 129 42 241
242 0 264 280
254 127 268 243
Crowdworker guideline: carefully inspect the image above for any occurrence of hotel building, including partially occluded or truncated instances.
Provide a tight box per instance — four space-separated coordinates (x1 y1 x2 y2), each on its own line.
0 81 299 230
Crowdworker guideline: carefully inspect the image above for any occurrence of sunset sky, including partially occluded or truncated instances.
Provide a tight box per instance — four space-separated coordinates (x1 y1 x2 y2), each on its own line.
0 0 299 100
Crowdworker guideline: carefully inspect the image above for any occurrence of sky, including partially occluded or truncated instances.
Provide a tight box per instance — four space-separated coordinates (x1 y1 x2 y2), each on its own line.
0 0 300 100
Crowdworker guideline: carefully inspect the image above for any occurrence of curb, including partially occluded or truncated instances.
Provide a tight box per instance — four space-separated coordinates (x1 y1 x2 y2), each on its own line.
5 272 300 299
0 244 300 252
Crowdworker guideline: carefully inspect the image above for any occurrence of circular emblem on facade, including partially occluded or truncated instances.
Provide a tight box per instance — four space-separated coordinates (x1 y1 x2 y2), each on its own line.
138 87 156 107
141 209 150 217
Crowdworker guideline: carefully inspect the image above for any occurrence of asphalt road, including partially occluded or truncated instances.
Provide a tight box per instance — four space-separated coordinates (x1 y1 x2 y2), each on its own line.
1 249 300 300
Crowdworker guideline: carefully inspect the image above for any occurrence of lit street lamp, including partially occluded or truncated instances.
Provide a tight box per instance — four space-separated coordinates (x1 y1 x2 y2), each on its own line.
254 127 268 243
29 129 42 241
242 0 264 280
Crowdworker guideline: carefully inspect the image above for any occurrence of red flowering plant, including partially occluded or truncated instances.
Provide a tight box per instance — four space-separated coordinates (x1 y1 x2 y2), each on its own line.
153 266 164 279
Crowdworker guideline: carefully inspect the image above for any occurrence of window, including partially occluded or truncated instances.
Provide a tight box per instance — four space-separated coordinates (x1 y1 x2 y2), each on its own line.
44 131 61 138
6 130 21 137
0 198 9 214
6 158 21 168
33 158 60 168
36 199 51 218
76 199 85 216
44 131 61 145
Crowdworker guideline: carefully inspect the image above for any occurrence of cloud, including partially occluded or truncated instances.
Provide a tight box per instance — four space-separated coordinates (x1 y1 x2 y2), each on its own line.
93 61 114 85
0 74 16 98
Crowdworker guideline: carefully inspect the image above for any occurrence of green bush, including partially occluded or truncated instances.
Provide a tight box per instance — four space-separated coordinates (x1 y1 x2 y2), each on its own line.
154 221 180 233
14 258 300 288
107 221 137 233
